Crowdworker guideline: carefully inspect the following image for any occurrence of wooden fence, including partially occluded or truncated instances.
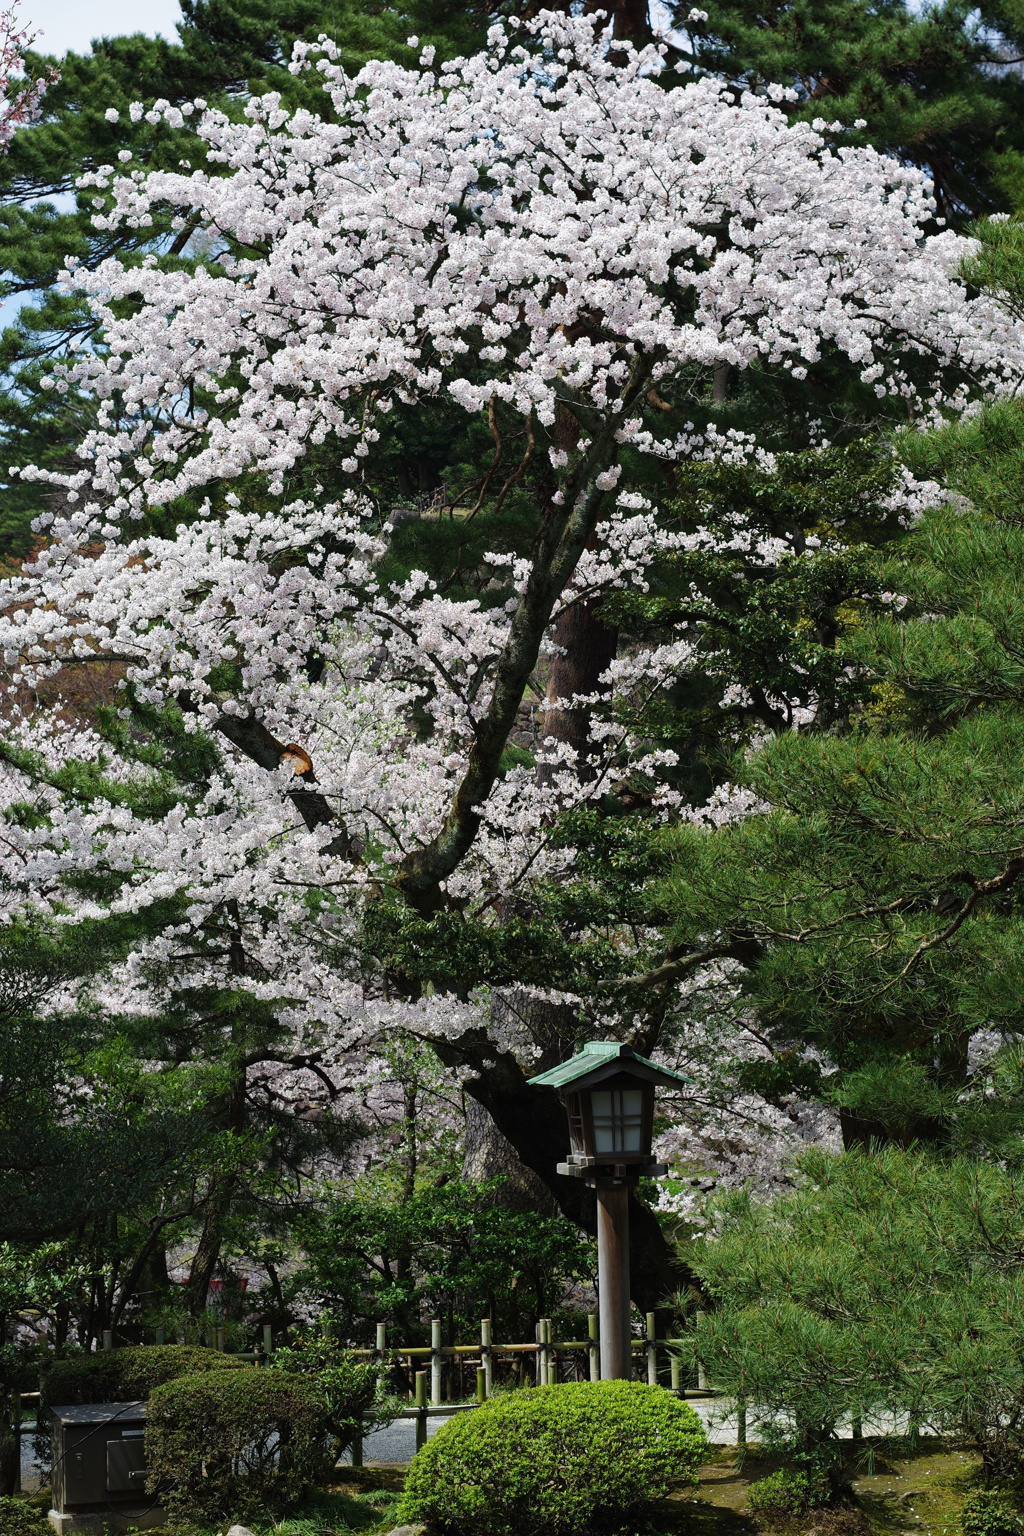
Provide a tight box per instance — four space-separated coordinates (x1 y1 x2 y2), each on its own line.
333 1313 715 1460
13 1313 719 1481
341 1313 702 1405
140 1312 707 1402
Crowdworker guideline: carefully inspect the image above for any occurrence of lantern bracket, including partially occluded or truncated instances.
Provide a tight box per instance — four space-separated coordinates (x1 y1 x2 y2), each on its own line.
556 1156 668 1186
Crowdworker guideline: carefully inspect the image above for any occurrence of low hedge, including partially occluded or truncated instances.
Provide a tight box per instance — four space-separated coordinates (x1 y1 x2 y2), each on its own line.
41 1345 239 1414
145 1367 371 1529
396 1380 710 1536
960 1491 1024 1536
0 1498 45 1536
747 1467 832 1516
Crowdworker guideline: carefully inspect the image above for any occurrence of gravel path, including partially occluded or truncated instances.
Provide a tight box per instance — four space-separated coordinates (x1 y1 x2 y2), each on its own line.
343 1398 910 1465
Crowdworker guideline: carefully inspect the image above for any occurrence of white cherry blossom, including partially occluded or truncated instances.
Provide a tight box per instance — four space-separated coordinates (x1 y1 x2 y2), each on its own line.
0 11 1021 1188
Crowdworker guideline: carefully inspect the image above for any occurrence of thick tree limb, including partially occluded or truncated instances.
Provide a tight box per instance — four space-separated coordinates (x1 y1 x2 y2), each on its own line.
207 708 361 859
242 1048 342 1101
604 936 763 990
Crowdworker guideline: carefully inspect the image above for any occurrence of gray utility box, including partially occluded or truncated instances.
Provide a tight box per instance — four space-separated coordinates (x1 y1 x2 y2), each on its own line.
50 1403 162 1534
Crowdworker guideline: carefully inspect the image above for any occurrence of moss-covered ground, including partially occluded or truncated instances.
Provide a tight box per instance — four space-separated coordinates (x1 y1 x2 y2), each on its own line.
659 1439 980 1536
315 1439 982 1534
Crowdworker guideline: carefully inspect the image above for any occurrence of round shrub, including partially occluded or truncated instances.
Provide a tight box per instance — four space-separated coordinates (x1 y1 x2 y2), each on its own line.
41 1345 239 1413
0 1497 45 1536
145 1367 370 1529
960 1490 1023 1536
747 1466 832 1516
396 1381 709 1536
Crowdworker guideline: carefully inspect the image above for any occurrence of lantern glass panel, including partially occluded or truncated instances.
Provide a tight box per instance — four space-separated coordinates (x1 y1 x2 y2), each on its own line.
591 1087 645 1154
566 1092 586 1154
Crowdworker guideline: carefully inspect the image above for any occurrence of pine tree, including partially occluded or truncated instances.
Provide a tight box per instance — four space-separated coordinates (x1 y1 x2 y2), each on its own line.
692 1145 1024 1480
673 0 1024 220
645 215 1024 1147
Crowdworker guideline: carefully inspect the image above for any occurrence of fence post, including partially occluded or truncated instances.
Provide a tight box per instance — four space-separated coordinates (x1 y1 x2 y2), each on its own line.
11 1391 21 1495
102 1329 113 1352
430 1319 443 1406
154 1327 165 1346
375 1321 386 1364
476 1367 487 1404
670 1354 682 1394
263 1323 273 1360
351 1423 364 1468
480 1319 492 1397
695 1311 708 1391
588 1311 599 1382
215 1326 226 1352
541 1318 553 1386
415 1370 428 1451
646 1312 658 1387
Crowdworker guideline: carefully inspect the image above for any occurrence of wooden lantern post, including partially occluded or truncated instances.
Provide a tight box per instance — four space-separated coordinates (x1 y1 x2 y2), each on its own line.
528 1041 690 1381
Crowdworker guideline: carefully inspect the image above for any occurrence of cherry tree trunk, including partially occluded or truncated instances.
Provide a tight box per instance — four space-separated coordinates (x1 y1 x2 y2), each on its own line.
537 600 618 784
463 1098 559 1214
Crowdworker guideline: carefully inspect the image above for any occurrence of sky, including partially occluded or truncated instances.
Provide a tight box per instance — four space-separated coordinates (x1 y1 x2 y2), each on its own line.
24 0 183 57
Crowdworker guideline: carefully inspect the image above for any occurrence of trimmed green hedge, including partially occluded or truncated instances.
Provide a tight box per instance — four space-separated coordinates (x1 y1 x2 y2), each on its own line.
145 1367 371 1529
960 1491 1024 1536
747 1467 832 1515
41 1346 239 1414
0 1498 45 1536
396 1381 710 1536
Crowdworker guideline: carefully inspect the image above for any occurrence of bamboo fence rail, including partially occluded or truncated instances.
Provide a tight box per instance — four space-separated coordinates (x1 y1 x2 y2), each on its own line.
342 1312 704 1401
13 1313 718 1483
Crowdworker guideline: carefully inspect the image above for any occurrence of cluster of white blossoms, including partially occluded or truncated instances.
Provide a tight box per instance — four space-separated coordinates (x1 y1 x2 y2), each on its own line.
0 11 1021 1188
0 3 56 151
17 11 1021 530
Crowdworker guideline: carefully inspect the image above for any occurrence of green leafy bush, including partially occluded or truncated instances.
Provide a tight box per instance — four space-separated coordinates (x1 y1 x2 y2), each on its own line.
747 1467 831 1516
145 1367 373 1529
268 1327 392 1440
0 1497 45 1536
396 1381 709 1536
296 1176 593 1344
961 1490 1023 1536
41 1345 239 1413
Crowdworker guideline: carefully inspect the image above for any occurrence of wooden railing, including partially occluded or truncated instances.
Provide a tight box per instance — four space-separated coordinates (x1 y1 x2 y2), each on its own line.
15 1312 718 1482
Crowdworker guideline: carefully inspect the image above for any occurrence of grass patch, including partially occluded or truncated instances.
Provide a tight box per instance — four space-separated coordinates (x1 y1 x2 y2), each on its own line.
212 1482 402 1536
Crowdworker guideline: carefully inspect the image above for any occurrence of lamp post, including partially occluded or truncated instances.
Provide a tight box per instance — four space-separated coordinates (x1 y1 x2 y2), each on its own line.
528 1041 689 1381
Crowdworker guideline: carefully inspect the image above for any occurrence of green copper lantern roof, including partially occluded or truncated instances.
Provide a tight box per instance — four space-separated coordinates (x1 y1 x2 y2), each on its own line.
528 1040 691 1093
